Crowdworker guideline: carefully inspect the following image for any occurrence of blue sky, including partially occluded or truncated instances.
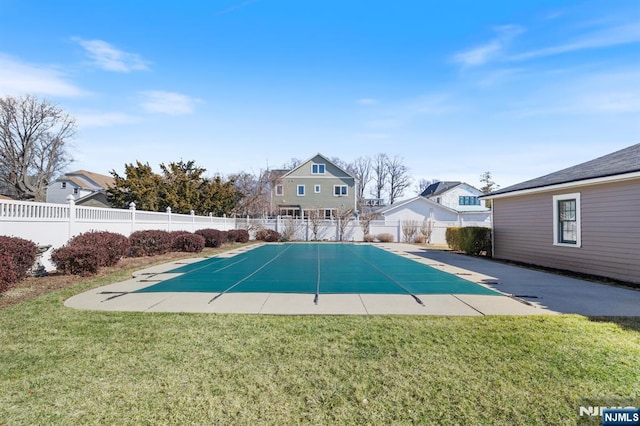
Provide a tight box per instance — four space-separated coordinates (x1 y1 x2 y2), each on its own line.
1 0 638 195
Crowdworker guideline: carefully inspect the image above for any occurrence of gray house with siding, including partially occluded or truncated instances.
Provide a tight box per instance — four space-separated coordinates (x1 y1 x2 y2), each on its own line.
482 143 640 284
271 153 356 218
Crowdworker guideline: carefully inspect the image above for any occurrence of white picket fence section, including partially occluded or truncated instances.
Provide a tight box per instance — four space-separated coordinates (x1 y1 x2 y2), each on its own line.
0 199 490 251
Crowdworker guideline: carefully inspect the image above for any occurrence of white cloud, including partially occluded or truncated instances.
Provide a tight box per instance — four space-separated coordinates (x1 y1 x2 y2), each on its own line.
0 54 87 97
509 22 640 61
75 38 150 72
139 91 201 115
75 111 139 128
453 25 525 66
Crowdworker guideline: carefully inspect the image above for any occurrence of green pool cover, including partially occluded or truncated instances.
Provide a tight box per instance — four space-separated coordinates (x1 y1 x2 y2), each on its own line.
134 243 499 296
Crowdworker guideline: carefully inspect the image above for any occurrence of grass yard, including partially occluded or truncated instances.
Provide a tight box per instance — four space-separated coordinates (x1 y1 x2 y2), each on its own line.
1 248 639 425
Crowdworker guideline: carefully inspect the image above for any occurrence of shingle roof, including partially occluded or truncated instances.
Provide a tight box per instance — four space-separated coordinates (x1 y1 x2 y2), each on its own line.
420 181 461 197
488 143 640 196
57 170 114 189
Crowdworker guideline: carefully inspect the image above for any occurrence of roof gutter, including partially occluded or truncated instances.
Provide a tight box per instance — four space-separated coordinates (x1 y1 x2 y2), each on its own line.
481 171 640 200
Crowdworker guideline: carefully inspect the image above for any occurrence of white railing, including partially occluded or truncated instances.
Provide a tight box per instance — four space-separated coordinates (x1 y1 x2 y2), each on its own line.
0 198 490 250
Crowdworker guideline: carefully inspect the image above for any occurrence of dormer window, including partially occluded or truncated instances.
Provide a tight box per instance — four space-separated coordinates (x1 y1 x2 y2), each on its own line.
312 163 325 174
61 182 67 189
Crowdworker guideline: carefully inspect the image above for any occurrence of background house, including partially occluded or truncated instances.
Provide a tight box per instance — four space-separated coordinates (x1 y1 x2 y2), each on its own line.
46 170 114 207
377 181 491 243
271 153 356 218
482 143 640 284
420 181 489 211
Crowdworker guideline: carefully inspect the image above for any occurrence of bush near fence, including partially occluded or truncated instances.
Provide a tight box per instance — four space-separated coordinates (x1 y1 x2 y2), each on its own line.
445 227 492 256
0 236 38 293
171 233 206 253
129 230 174 257
195 229 228 248
255 228 282 242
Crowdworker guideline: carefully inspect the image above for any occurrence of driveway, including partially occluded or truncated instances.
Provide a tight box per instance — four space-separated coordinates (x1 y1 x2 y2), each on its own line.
407 246 640 316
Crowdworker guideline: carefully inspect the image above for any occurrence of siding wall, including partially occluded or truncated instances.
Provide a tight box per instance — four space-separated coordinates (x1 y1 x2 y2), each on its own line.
493 179 640 283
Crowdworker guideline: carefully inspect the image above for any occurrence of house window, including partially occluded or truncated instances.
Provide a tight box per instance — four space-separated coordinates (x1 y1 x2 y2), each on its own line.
314 184 321 193
334 185 347 196
275 185 283 196
61 182 67 189
459 196 480 206
312 163 326 174
73 188 79 195
297 185 305 196
553 193 581 247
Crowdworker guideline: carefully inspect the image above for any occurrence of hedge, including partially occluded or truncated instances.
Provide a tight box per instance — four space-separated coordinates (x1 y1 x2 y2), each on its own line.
195 229 228 248
51 244 101 276
0 236 38 292
445 227 492 256
255 228 282 242
67 231 130 267
172 233 206 253
129 230 173 256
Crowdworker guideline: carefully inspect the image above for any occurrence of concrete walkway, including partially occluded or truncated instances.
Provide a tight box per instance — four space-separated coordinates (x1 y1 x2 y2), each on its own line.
404 245 640 316
64 243 640 316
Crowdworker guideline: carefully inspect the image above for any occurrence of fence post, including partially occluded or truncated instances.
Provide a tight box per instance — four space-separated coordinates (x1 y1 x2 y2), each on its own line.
166 207 172 231
397 220 401 243
191 210 195 232
129 202 136 234
66 195 76 241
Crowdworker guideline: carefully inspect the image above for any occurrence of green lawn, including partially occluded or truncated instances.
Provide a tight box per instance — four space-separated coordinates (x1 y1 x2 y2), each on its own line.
1 261 639 425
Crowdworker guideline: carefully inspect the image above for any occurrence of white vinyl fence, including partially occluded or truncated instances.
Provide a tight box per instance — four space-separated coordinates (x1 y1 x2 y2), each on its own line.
1 198 490 269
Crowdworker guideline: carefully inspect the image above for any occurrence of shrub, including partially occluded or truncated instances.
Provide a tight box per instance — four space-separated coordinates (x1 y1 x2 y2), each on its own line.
445 228 462 251
0 236 38 292
235 229 250 243
446 227 492 256
171 233 205 253
68 231 130 267
376 233 394 243
255 228 281 242
363 234 376 242
226 229 239 243
414 235 426 244
195 229 228 248
51 244 101 276
129 230 173 256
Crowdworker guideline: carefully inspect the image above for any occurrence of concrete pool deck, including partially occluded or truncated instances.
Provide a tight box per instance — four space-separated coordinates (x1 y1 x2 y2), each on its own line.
64 243 640 316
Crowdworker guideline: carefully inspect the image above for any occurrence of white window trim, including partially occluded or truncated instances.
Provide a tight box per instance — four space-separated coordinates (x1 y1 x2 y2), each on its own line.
552 193 581 248
311 163 326 174
297 185 305 196
275 185 283 196
333 185 348 196
314 184 321 193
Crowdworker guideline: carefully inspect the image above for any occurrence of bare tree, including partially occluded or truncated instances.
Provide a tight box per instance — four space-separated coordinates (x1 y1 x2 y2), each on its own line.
416 178 439 195
347 156 372 205
307 208 323 240
335 205 354 241
371 153 388 200
387 155 411 204
358 209 379 238
420 219 434 244
401 220 418 243
0 95 76 200
281 158 302 170
281 217 300 241
479 171 499 208
231 170 271 217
